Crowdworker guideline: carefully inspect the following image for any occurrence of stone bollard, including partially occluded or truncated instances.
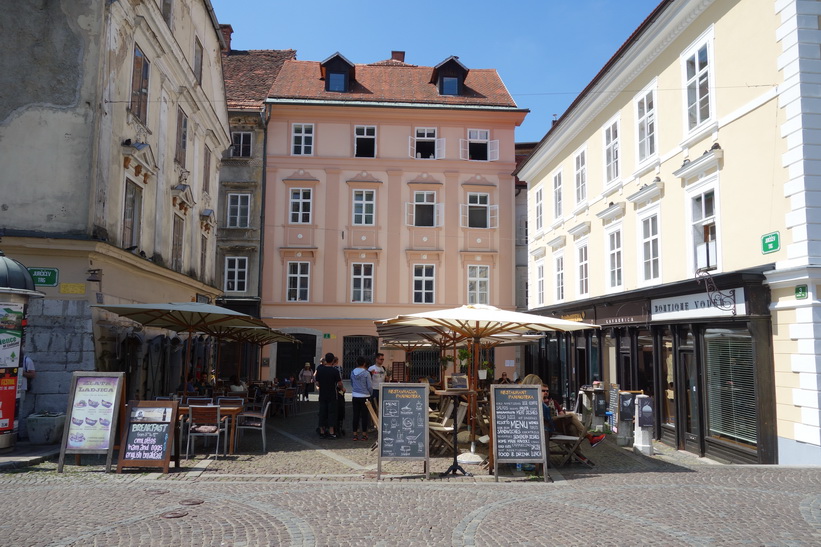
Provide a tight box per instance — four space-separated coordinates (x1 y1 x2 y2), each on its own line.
633 394 653 456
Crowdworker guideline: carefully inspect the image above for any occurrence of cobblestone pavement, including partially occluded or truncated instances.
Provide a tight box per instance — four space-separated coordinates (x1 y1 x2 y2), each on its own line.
3 400 821 546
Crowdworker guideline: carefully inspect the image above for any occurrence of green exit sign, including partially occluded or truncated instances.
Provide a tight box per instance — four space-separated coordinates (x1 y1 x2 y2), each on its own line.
761 232 780 254
27 267 59 287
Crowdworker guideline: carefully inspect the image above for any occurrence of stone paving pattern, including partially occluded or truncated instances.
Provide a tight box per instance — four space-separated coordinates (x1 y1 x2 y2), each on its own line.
2 399 821 546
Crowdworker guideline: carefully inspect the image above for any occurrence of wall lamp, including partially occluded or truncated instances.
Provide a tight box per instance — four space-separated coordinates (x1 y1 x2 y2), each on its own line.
86 269 102 283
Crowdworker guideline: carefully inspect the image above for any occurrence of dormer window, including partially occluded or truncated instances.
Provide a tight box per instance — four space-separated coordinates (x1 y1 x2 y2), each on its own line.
441 76 460 96
321 52 355 93
431 56 468 97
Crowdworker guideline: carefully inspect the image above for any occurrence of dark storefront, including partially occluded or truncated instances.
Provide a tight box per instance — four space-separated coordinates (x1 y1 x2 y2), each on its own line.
530 267 777 464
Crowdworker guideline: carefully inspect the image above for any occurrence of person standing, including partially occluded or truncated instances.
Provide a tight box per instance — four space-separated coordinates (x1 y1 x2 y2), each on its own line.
298 363 314 401
315 352 343 439
368 352 386 410
350 356 372 441
18 353 36 405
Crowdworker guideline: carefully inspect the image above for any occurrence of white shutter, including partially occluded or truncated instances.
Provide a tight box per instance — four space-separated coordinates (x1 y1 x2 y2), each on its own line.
488 140 500 161
435 138 445 159
406 202 414 226
460 203 469 227
408 136 416 159
459 138 469 160
434 202 444 227
489 205 499 228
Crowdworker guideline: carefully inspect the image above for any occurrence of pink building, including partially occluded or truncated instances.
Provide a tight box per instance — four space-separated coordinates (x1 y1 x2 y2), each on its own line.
262 51 527 380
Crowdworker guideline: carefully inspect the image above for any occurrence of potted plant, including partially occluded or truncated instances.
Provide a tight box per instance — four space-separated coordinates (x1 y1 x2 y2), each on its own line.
478 360 494 380
457 348 471 374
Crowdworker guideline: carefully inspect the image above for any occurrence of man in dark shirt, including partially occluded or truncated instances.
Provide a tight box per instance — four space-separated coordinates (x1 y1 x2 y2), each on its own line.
315 352 343 439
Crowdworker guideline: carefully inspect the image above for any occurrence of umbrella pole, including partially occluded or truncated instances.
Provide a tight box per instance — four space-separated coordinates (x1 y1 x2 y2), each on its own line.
470 336 480 452
182 330 193 397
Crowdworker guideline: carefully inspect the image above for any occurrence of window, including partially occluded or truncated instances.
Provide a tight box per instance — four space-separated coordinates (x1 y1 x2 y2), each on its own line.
640 212 660 282
578 243 589 296
460 129 499 162
409 127 443 159
231 132 252 157
175 107 188 166
223 256 248 292
413 264 435 304
692 189 717 270
555 254 564 301
636 88 656 162
352 189 375 225
461 193 497 229
161 0 172 26
327 72 347 92
604 120 619 184
122 180 143 249
171 215 184 273
574 151 586 204
536 262 544 307
553 171 562 219
534 188 543 232
289 188 312 224
202 146 211 194
200 235 207 280
407 191 438 227
441 76 459 95
607 227 623 289
351 263 374 303
287 262 310 302
292 123 314 156
685 41 711 131
467 265 489 305
354 125 376 158
193 38 203 85
227 193 251 228
130 45 150 125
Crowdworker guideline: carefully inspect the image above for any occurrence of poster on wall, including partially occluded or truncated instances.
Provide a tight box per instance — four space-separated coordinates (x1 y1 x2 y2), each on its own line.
58 372 125 473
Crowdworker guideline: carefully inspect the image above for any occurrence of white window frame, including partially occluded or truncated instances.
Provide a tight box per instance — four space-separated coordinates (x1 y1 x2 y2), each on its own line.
554 252 564 302
637 205 661 286
577 240 589 297
536 261 545 307
460 129 499 162
409 127 445 159
681 29 715 135
413 264 435 304
175 107 188 167
291 123 314 156
467 264 489 305
553 170 563 220
603 117 620 186
224 256 247 292
354 125 376 158
686 179 720 273
351 262 374 303
289 188 312 224
574 149 586 205
461 192 497 229
231 131 252 157
122 178 143 250
406 191 442 227
635 81 657 166
286 261 310 302
227 193 251 228
352 189 375 226
534 187 543 233
605 224 623 291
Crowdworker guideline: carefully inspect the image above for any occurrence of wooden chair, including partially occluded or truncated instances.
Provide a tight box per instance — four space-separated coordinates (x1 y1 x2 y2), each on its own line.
186 405 228 459
186 397 213 406
281 388 298 417
429 401 468 455
236 401 272 452
364 399 379 451
548 404 595 467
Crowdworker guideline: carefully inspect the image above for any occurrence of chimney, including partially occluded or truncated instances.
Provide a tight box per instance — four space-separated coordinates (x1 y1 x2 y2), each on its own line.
220 24 233 52
391 50 405 63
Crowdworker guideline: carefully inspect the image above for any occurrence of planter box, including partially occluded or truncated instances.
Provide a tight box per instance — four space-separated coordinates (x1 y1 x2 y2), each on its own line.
26 413 66 445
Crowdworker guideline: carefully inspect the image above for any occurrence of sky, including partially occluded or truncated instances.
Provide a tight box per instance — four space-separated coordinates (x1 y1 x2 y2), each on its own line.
209 0 663 143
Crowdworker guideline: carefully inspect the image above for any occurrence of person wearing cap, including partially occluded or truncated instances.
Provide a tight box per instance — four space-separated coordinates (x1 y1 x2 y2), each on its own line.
315 352 343 439
298 363 314 401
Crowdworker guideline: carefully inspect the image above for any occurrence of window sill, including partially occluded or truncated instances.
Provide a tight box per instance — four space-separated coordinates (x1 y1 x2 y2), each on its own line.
602 180 623 199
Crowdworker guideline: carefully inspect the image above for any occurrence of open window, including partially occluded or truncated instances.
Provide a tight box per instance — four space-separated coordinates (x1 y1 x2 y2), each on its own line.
354 125 376 158
460 129 499 161
406 191 442 227
409 127 445 159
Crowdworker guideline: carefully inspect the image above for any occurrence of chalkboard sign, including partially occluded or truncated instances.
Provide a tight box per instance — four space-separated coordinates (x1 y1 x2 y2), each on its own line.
377 383 429 479
117 400 178 474
490 384 549 482
58 372 125 473
607 383 620 433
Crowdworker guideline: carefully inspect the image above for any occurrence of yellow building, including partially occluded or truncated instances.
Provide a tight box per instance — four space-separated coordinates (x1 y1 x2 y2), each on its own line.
517 0 818 464
260 51 528 380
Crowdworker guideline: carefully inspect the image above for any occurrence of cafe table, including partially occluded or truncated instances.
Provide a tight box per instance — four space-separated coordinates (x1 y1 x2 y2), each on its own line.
434 389 475 477
179 405 244 455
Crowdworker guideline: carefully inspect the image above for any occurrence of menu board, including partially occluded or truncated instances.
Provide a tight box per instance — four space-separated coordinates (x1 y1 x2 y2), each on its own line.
608 383 620 433
377 383 429 479
117 401 178 474
58 372 124 473
490 384 549 482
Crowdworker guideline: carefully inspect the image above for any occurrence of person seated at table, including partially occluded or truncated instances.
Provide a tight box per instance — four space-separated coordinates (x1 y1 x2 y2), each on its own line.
178 373 196 394
228 374 247 393
495 372 513 384
541 384 605 447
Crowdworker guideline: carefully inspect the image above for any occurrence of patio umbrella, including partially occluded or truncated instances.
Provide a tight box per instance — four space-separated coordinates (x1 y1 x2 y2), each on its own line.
93 302 267 392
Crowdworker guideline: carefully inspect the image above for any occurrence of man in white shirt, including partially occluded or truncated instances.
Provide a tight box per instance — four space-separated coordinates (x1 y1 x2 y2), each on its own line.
368 352 387 409
19 353 36 404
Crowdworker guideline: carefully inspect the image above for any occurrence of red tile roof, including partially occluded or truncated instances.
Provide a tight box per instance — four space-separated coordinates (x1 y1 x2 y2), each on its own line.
268 59 518 108
222 49 296 110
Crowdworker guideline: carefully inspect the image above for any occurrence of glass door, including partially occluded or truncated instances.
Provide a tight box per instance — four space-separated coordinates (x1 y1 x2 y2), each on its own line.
681 349 702 454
